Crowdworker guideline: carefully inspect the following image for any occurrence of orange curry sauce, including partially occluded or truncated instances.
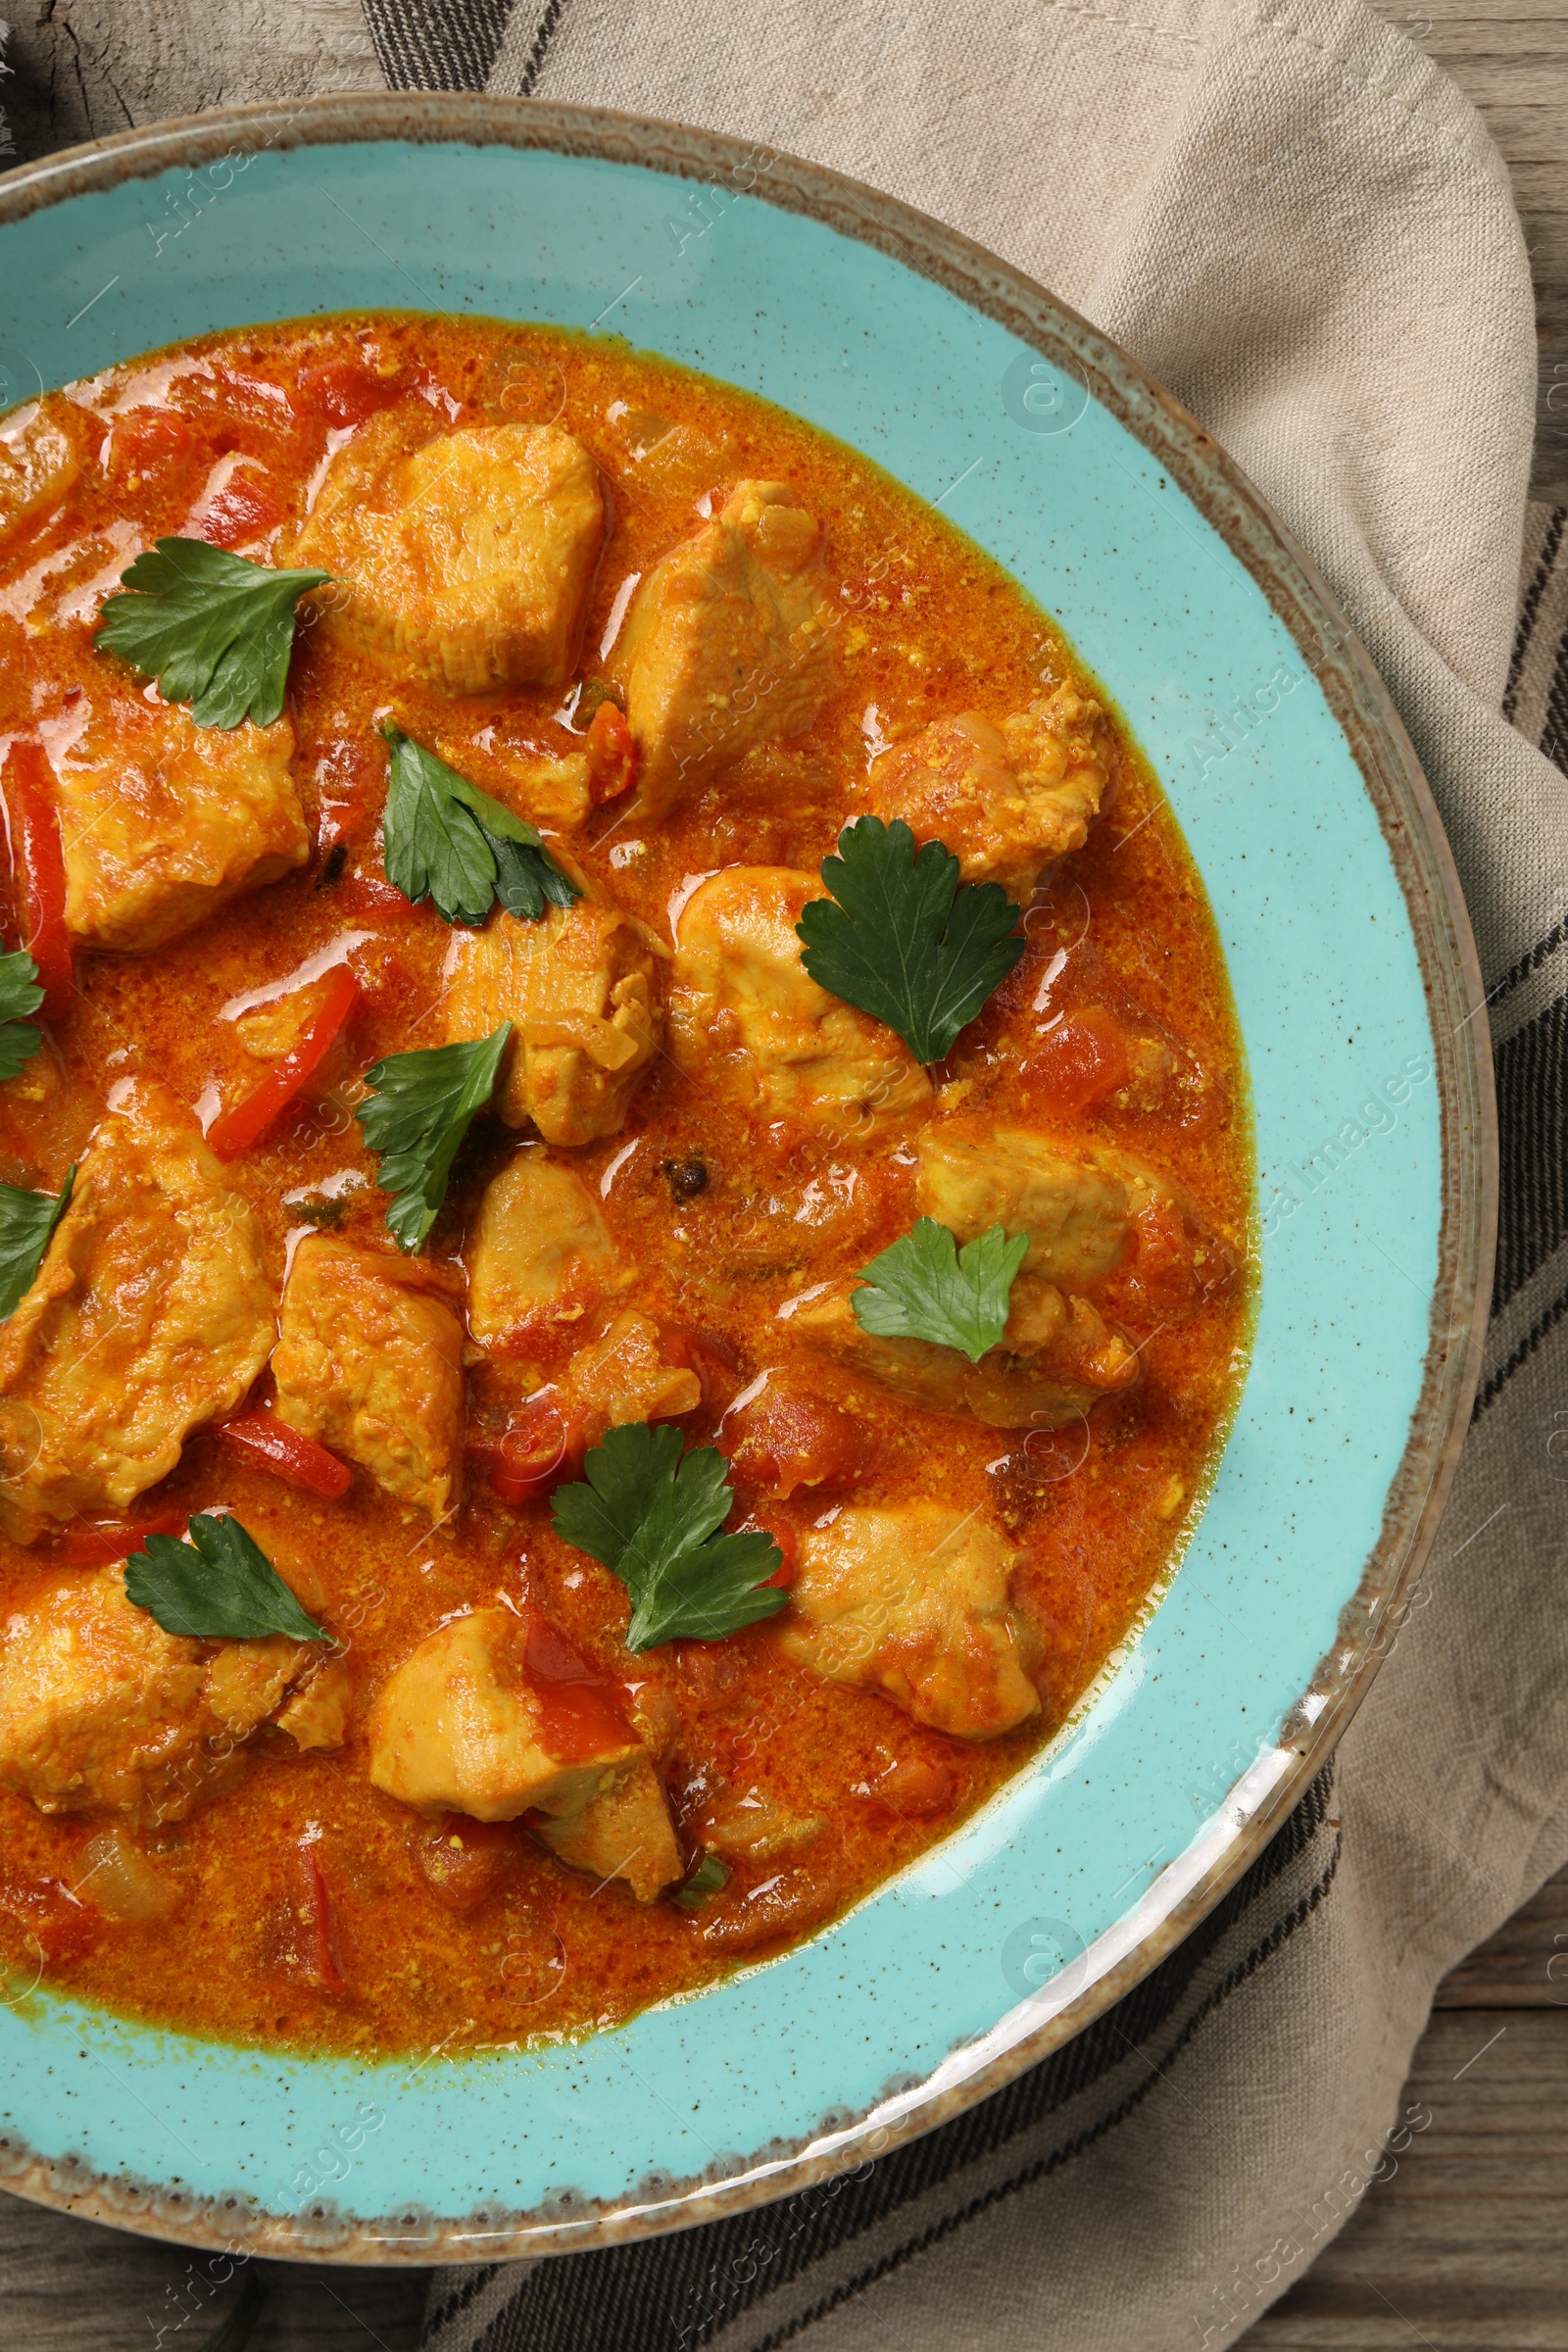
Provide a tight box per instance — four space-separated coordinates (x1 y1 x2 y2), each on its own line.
0 316 1251 2055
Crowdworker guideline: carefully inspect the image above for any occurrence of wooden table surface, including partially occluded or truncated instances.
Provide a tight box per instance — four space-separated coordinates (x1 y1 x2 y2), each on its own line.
1239 1866 1568 2348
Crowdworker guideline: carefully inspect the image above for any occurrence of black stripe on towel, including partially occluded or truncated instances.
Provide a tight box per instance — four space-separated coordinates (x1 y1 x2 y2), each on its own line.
362 0 519 91
448 1771 1337 2352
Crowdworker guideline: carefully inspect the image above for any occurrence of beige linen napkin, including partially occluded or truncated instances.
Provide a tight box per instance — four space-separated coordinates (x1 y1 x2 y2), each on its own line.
3 2 1566 2345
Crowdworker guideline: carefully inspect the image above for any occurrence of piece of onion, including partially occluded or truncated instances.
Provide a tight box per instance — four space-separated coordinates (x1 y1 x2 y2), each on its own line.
79 1826 183 1923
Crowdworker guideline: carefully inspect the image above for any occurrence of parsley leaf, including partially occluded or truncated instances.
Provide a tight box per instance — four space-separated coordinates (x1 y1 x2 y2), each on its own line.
0 1164 74 1320
381 724 581 926
797 816 1025 1062
94 538 330 729
122 1512 326 1642
356 1024 513 1251
852 1217 1029 1363
552 1422 785 1652
0 948 44 1082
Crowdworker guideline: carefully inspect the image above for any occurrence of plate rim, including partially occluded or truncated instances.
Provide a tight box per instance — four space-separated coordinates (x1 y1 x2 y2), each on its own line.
0 91 1497 2264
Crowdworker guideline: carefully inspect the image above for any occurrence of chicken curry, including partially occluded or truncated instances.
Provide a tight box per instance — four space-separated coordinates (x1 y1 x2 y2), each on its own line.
0 315 1250 2055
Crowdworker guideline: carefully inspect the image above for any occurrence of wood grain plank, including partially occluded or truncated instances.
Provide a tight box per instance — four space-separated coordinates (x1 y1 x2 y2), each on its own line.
0 2191 430 2352
1469 103 1568 157
1239 2006 1568 2348
1437 1863 1568 2006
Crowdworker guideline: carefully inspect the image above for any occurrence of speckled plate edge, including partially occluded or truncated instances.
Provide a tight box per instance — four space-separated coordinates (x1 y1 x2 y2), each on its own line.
0 94 1496 2264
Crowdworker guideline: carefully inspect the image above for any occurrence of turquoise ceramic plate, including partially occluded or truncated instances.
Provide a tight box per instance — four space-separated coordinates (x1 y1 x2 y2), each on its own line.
0 100 1493 2262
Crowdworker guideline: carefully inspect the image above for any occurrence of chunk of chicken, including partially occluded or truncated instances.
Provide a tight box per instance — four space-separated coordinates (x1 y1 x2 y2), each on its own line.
0 1084 274 1543
789 1277 1138 1429
915 1122 1136 1287
932 1112 1232 1324
0 400 83 549
52 697 309 953
611 482 835 817
466 1152 627 1348
0 1566 326 1823
668 867 931 1140
275 1656 353 1752
232 972 342 1061
367 1611 682 1900
865 685 1113 903
778 1504 1040 1740
539 1749 683 1898
557 1309 701 1446
702 1784 826 1863
287 413 605 693
443 899 662 1146
790 1119 1146 1427
271 1238 465 1520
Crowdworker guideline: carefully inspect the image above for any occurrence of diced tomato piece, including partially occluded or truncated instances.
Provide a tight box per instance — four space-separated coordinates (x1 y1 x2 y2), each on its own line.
584 700 636 804
1115 1193 1213 1321
723 1381 864 1503
519 1616 631 1760
337 868 419 921
522 1617 601 1686
865 1752 956 1819
678 1327 746 1416
415 1814 516 1915
742 1515 797 1590
217 1409 352 1499
1098 1190 1233 1331
1029 1005 1134 1115
314 738 383 851
2 741 73 1022
208 963 359 1159
482 1392 585 1505
298 357 403 431
102 411 195 488
58 1510 187 1566
193 465 290 550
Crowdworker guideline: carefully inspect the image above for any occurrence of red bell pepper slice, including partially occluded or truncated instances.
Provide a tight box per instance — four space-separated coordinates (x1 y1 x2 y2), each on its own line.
59 1509 188 1566
336 868 418 921
208 963 359 1160
2 741 73 1022
294 1842 347 1993
217 1408 352 1499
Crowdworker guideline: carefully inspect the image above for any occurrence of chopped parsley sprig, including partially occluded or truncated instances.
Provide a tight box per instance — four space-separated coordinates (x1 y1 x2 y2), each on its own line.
123 1512 327 1642
552 1422 785 1652
94 538 330 729
356 1024 512 1251
797 816 1024 1062
673 1852 731 1909
852 1217 1028 1362
0 1165 74 1320
0 947 45 1082
381 723 581 927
